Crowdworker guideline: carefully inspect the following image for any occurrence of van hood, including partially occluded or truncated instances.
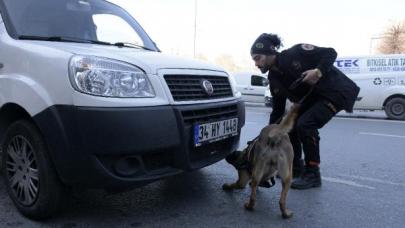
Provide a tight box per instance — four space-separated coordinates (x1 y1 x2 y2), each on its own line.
29 41 226 74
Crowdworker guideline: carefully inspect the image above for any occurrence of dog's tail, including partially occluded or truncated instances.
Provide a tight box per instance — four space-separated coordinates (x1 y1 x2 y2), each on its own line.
278 103 300 134
269 103 300 139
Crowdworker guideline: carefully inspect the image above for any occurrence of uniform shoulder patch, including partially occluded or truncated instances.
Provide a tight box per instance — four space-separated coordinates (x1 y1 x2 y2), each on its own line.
301 44 315 51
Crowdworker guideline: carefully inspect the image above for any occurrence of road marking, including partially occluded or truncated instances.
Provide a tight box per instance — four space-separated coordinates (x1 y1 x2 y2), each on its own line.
339 175 405 187
322 176 375 190
359 132 405 138
334 117 405 124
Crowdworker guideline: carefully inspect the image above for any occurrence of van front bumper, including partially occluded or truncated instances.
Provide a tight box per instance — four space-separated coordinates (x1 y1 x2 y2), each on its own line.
33 100 245 190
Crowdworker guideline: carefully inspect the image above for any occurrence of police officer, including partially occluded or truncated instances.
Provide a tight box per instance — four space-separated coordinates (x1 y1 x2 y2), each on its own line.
250 33 360 189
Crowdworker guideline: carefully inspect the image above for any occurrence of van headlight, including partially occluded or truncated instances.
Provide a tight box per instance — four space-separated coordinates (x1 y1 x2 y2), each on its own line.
69 55 155 97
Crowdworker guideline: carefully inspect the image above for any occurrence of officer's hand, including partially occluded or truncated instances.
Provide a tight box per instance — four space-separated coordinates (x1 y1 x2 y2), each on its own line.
302 68 322 85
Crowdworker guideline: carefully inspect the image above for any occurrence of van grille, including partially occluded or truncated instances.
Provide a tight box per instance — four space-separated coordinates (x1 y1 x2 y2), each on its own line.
164 75 233 101
181 105 238 125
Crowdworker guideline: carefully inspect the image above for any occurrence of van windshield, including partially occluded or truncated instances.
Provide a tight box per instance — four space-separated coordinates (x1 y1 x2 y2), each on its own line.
1 0 158 51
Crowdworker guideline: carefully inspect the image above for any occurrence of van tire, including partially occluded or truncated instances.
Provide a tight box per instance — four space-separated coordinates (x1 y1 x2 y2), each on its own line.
384 97 405 120
1 120 66 220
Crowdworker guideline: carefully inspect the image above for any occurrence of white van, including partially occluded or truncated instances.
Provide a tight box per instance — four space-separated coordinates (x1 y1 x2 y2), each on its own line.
0 0 244 219
231 72 268 103
334 55 405 120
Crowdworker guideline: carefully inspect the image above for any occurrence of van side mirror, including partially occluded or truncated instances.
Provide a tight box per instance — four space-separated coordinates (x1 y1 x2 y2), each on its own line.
251 75 268 87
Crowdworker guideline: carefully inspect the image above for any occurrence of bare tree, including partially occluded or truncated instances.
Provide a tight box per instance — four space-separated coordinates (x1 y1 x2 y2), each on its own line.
195 53 208 61
376 21 405 54
214 54 242 72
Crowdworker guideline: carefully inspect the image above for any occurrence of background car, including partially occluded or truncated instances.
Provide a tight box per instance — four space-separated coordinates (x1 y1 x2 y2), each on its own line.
231 71 269 103
264 87 272 107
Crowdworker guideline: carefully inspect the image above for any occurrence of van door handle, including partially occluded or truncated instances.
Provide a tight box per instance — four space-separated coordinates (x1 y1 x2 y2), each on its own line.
0 63 3 69
243 87 249 90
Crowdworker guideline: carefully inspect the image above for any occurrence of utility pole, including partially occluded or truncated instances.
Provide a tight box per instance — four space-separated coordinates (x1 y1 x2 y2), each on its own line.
193 0 197 58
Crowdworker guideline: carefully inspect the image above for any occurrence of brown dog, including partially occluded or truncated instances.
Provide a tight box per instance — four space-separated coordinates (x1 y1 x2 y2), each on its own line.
222 104 300 219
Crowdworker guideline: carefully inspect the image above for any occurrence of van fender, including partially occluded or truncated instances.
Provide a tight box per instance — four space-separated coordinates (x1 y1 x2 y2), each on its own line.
382 85 405 106
0 74 54 116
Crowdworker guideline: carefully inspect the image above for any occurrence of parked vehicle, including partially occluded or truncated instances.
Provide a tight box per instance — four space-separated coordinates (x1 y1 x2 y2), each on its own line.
264 86 272 107
334 55 405 120
231 72 268 103
0 0 245 219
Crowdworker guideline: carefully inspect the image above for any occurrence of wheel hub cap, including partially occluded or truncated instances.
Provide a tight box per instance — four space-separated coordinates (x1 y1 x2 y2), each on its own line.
6 136 39 206
392 103 404 115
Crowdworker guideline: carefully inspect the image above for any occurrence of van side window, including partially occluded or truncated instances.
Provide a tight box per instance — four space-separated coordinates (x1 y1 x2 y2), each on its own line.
251 75 268 86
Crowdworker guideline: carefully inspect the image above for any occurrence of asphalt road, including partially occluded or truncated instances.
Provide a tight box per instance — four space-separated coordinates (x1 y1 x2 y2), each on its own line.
1 106 404 227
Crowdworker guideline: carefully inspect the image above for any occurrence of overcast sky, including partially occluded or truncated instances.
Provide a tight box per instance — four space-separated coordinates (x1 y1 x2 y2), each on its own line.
109 0 405 68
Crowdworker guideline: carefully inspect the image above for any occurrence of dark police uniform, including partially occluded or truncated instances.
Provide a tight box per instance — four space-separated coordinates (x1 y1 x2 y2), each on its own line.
268 44 360 167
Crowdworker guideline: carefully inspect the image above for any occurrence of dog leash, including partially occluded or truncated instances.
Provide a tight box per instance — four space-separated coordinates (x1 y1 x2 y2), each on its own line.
288 75 315 105
289 75 337 113
272 76 314 124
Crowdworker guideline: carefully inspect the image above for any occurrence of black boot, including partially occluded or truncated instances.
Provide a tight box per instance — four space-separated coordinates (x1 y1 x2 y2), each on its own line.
293 159 304 178
291 166 321 190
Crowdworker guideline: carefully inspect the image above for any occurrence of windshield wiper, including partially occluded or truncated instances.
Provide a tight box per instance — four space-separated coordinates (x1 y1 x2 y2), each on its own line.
18 35 112 46
113 42 155 51
18 35 156 51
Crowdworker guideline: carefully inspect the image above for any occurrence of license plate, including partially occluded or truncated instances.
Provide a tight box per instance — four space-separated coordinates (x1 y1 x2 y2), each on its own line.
194 118 238 146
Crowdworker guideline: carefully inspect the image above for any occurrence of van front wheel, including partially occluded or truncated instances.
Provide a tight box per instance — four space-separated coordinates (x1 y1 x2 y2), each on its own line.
1 120 66 220
385 97 405 120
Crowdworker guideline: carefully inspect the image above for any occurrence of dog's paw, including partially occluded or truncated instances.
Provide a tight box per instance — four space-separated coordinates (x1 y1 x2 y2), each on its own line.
282 210 293 219
222 184 233 191
244 202 254 211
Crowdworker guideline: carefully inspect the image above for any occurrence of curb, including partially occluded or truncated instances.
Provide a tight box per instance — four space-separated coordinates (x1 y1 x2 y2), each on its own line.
245 102 390 120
